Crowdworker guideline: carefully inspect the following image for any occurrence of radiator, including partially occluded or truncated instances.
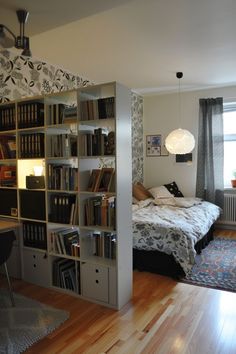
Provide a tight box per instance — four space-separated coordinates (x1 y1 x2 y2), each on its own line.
222 193 236 224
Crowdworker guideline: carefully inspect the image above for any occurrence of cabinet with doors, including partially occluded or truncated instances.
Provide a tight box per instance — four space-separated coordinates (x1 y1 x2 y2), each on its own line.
0 81 132 309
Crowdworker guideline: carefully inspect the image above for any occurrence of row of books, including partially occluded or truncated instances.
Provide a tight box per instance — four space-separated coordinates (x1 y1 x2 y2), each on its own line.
47 103 65 125
22 221 47 249
84 196 116 229
49 194 79 224
0 135 16 159
48 134 77 158
80 97 115 121
52 258 78 292
0 165 16 187
50 227 80 257
92 231 116 259
48 164 78 191
79 129 115 156
18 101 44 128
19 133 44 158
47 104 78 125
0 105 16 131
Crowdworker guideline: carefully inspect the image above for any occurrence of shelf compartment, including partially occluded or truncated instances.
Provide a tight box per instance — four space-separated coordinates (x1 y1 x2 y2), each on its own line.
0 188 18 217
0 103 16 131
52 257 80 294
22 220 47 250
49 226 80 258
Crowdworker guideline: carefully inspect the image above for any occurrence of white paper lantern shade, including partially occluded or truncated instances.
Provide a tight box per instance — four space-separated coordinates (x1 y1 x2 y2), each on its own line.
165 128 195 154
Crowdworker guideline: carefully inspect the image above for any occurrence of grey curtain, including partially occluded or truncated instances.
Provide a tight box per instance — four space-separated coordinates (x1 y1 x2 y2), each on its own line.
196 97 224 208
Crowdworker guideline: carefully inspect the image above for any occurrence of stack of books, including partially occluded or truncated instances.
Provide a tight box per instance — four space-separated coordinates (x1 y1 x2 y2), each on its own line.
92 231 116 259
50 227 80 257
80 97 115 120
22 221 47 250
18 101 44 128
84 196 116 229
49 194 78 224
0 105 16 130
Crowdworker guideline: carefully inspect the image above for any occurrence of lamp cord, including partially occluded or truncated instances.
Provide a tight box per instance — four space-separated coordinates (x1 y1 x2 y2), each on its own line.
178 76 181 129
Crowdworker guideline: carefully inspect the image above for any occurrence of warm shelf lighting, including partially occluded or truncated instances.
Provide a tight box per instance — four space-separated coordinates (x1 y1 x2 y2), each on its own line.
165 72 195 155
33 166 43 176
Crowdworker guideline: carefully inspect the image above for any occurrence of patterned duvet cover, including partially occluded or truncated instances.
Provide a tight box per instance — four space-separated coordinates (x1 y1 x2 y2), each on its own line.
132 198 221 275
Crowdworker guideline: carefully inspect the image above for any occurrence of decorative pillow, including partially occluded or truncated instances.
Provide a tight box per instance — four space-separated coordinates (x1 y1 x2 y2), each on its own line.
164 181 184 197
148 185 173 199
133 182 152 201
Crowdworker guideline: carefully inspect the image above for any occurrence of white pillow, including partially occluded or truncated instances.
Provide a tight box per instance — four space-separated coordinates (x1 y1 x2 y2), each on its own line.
154 197 176 206
148 185 173 199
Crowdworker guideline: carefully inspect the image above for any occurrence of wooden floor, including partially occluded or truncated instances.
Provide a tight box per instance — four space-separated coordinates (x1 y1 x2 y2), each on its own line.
2 229 236 354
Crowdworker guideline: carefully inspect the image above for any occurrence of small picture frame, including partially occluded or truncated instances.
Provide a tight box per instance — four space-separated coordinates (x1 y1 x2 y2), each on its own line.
98 168 114 192
87 169 102 192
146 135 161 156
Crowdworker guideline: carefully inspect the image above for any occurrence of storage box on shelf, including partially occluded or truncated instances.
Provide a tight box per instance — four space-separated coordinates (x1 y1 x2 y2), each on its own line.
0 82 132 309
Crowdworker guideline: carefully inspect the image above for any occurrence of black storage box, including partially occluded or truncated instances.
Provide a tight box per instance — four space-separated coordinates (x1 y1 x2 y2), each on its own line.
26 175 45 189
20 190 46 220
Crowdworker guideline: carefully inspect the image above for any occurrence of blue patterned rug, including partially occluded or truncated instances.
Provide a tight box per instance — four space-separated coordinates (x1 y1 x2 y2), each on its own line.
0 289 69 353
183 238 236 292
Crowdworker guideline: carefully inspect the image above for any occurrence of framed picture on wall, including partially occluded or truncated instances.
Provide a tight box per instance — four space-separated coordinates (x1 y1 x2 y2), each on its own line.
146 135 161 156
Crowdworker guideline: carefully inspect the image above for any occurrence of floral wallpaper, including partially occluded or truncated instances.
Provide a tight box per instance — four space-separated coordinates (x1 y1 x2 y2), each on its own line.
131 92 143 183
0 50 91 102
0 49 143 182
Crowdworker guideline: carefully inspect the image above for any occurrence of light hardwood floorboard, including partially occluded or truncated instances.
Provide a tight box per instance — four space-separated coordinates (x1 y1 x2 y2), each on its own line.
1 229 236 354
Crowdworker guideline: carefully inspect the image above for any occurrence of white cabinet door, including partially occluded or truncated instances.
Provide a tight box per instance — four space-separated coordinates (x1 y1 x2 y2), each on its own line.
81 262 109 303
22 249 50 287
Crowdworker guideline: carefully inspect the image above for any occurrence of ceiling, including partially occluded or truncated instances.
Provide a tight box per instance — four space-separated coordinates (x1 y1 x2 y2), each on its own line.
1 0 236 95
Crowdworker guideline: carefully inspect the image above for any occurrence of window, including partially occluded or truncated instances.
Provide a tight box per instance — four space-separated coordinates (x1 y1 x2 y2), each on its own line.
223 102 236 188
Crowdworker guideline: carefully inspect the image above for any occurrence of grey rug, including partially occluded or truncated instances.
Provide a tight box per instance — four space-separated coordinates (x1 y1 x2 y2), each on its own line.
0 289 69 353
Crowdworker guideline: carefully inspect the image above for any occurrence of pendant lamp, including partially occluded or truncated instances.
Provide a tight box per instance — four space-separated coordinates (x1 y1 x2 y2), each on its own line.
165 72 195 154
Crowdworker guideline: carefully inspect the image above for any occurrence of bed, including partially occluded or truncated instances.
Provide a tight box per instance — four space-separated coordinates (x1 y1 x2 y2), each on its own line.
132 183 221 279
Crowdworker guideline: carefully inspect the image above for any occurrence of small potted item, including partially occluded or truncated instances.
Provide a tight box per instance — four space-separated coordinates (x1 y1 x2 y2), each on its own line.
231 170 236 188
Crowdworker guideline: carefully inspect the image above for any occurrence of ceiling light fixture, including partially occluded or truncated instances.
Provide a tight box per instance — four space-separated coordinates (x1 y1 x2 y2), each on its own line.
165 72 195 154
0 9 32 57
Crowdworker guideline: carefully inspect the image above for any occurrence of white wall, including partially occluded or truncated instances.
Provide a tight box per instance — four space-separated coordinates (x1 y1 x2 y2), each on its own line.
143 85 236 196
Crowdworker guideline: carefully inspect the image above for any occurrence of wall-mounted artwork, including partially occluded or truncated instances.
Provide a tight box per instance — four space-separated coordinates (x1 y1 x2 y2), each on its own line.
146 135 161 156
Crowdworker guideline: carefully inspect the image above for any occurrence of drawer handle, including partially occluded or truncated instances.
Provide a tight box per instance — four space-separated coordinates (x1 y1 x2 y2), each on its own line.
96 280 99 284
33 264 36 268
95 269 99 273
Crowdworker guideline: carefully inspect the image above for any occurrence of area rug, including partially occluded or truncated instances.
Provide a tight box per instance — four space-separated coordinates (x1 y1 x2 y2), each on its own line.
0 289 69 353
183 238 236 292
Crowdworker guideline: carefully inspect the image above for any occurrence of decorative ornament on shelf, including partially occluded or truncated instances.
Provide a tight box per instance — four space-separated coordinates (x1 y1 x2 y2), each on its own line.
165 72 195 155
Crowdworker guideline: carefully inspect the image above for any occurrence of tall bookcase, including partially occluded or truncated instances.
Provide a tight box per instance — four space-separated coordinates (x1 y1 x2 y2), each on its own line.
0 82 132 309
